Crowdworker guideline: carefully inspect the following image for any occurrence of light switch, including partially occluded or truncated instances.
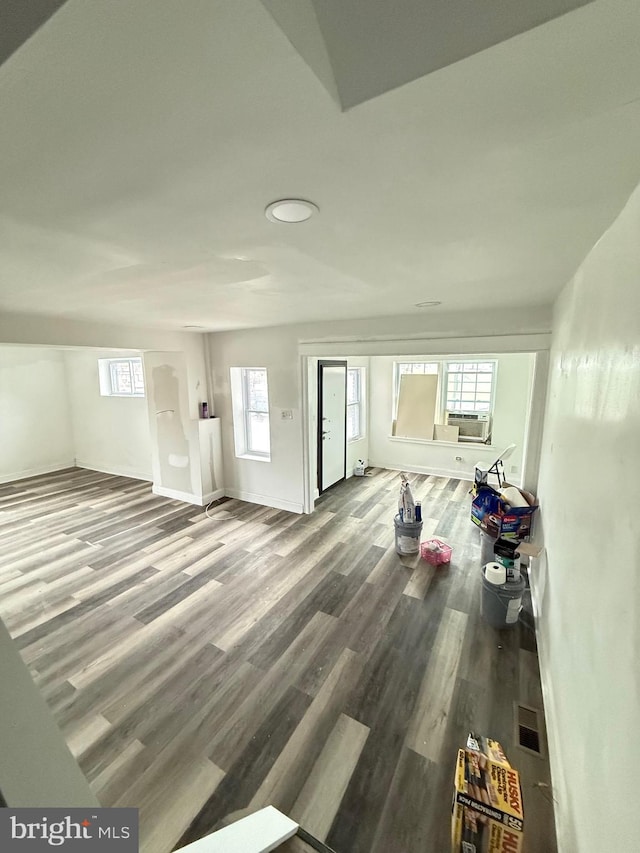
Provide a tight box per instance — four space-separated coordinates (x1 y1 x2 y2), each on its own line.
281 409 293 420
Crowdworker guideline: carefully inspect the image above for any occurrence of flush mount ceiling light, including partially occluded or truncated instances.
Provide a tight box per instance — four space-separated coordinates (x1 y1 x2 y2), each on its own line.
183 325 206 331
265 198 318 223
415 300 442 308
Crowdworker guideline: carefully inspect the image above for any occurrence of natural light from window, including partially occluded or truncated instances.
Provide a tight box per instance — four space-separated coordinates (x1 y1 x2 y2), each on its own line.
243 368 270 456
394 360 496 417
347 368 364 441
98 357 145 397
230 366 271 461
445 361 495 413
393 359 496 443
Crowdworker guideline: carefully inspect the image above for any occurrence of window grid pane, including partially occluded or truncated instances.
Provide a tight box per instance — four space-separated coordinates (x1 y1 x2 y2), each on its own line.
107 358 145 396
246 411 270 454
446 362 494 413
395 362 440 418
245 369 269 413
347 369 361 405
242 368 270 455
112 362 130 394
347 403 360 440
398 362 438 375
132 360 145 394
394 361 494 419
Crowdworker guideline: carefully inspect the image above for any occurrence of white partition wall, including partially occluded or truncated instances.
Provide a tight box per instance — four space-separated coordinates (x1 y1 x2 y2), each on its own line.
0 347 74 483
534 182 640 853
64 349 153 481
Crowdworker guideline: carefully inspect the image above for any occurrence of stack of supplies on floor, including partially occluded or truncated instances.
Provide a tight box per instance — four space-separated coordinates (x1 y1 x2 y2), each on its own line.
471 482 538 541
394 473 423 555
451 733 524 852
397 471 416 522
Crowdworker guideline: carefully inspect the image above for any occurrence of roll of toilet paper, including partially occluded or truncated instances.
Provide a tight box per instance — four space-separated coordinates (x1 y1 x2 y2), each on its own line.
500 486 529 508
484 561 507 585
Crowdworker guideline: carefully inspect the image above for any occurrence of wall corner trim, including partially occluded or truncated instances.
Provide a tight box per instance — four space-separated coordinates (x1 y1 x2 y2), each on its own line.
201 488 226 505
224 488 304 514
152 485 225 506
75 462 152 482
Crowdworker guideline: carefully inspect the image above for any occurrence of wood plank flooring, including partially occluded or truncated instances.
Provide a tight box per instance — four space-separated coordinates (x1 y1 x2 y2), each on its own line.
0 467 557 852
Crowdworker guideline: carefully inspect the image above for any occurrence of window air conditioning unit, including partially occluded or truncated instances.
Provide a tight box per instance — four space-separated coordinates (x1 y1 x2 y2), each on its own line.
447 412 491 442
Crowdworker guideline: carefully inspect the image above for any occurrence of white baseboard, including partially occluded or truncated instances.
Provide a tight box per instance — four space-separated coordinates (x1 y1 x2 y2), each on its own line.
202 488 226 505
75 461 152 482
527 550 564 848
371 461 473 480
0 460 76 485
224 488 304 514
152 485 225 506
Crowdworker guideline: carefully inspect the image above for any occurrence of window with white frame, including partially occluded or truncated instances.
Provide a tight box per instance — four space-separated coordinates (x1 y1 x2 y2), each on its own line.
394 362 439 418
230 367 271 460
393 359 496 427
98 357 145 397
444 361 495 413
347 368 364 441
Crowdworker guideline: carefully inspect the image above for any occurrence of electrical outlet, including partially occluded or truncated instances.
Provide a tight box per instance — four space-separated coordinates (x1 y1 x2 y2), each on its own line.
281 409 293 420
510 464 519 473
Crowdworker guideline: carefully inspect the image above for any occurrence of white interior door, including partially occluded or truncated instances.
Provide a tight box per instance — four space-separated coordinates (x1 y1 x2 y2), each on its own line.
319 361 347 492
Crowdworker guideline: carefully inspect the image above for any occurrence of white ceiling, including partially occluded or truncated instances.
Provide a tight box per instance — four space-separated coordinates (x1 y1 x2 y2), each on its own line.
1 0 640 332
0 0 69 67
260 0 594 109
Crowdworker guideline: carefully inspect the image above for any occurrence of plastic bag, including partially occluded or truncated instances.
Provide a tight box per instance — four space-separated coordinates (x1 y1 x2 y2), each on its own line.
398 472 416 523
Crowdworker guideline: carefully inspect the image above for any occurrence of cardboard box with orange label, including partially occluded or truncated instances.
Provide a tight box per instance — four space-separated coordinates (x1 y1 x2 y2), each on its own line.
451 736 524 852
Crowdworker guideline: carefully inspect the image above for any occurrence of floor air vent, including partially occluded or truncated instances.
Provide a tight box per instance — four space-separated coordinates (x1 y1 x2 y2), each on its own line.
516 703 543 756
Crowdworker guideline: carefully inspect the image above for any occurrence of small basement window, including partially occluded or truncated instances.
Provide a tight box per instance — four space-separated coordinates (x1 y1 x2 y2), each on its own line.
98 357 145 397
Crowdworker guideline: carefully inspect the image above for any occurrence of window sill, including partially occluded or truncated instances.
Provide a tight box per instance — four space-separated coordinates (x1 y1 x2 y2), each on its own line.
100 393 145 399
348 435 366 444
236 452 271 463
388 435 497 450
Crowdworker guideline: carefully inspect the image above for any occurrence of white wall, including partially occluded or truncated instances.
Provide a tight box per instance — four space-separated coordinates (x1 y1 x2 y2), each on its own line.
367 353 534 483
491 353 534 472
209 326 305 513
0 617 98 808
207 308 550 513
0 312 211 502
0 310 210 421
0 347 74 482
144 349 225 505
64 350 152 480
534 185 640 852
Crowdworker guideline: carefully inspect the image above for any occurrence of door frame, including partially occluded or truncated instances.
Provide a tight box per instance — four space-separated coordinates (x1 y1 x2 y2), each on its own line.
317 359 347 495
